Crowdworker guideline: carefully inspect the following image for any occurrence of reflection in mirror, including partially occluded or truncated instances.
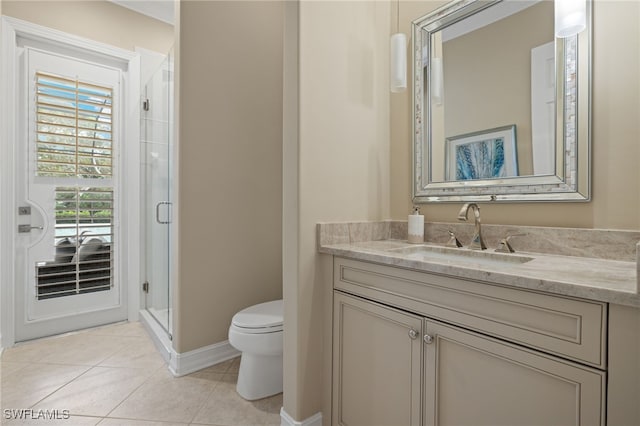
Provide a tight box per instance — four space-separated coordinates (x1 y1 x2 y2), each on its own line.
431 1 553 182
412 0 591 202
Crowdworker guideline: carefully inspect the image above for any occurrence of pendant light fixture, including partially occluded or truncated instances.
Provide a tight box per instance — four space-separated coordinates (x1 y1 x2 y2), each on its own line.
431 57 443 105
555 0 586 38
390 0 407 93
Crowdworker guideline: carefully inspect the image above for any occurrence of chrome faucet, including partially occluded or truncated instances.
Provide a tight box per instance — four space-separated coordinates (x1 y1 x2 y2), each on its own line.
457 203 487 250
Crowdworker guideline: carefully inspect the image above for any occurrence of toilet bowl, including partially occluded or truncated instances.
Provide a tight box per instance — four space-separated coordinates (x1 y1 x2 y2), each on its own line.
228 299 283 400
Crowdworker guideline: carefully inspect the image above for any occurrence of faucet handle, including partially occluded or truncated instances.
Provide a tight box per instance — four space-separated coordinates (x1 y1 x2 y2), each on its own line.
446 230 463 248
495 234 526 253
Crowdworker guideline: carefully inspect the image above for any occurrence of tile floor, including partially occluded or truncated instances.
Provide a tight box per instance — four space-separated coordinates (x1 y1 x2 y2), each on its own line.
0 322 282 425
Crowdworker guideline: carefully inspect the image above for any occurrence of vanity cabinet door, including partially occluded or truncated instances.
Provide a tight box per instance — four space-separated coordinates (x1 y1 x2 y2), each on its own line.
333 291 423 426
423 320 605 426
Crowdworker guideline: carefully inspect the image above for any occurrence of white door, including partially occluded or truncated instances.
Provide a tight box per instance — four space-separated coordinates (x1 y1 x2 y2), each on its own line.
531 41 556 176
15 48 127 341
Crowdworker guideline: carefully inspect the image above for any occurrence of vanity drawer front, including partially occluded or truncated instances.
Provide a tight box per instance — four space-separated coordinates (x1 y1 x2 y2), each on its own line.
334 257 607 368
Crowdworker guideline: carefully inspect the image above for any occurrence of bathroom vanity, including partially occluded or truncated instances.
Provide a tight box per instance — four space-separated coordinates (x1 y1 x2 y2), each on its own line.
319 0 640 423
319 222 640 426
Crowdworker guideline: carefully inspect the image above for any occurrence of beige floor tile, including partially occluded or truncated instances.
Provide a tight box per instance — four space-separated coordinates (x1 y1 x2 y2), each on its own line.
187 369 227 384
87 322 149 338
98 419 189 426
253 392 282 425
188 356 240 378
0 361 30 380
33 366 157 417
3 414 101 425
107 368 216 423
37 334 134 367
1 338 62 364
97 339 164 370
0 324 280 426
1 363 90 411
191 374 282 426
227 357 240 374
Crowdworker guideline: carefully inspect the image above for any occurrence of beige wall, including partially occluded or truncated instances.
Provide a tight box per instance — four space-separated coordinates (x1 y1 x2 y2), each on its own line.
176 1 283 352
2 0 174 54
391 0 640 231
284 1 391 422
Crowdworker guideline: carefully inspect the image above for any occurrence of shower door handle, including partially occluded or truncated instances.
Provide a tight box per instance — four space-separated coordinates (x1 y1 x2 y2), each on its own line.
156 202 172 224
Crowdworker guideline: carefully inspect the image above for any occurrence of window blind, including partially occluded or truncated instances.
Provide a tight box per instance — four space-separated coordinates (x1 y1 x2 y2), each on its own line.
35 71 113 179
36 187 114 299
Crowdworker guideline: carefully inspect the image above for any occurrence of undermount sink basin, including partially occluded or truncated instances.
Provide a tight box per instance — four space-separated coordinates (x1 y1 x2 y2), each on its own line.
386 244 534 266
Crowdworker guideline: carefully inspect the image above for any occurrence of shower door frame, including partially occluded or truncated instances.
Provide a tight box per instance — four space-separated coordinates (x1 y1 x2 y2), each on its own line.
139 47 174 338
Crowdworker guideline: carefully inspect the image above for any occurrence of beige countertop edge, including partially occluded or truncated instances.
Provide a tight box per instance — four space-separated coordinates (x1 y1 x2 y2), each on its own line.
319 243 640 308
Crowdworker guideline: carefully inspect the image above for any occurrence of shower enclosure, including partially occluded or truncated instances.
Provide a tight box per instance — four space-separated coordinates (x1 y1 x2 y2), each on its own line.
141 48 174 338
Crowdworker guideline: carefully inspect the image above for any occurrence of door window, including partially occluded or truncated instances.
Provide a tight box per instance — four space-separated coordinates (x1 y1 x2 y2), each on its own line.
32 70 116 300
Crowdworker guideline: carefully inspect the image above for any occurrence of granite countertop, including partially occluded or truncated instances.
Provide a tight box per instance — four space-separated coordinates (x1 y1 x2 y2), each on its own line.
318 222 640 308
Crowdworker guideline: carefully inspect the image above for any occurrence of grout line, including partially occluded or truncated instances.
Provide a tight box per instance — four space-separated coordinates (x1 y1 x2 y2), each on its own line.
183 358 243 425
102 362 166 419
6 323 256 425
186 374 225 425
98 415 192 425
25 364 94 410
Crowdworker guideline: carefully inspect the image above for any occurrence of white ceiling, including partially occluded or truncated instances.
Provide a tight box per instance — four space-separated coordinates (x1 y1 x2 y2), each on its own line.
109 0 175 25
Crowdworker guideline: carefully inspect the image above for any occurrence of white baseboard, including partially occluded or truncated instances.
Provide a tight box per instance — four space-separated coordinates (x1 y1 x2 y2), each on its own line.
169 339 240 377
139 309 240 377
280 408 323 426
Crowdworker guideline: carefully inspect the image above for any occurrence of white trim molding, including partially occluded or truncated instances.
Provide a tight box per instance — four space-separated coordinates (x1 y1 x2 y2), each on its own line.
280 409 323 426
169 339 240 377
140 309 240 377
0 15 18 349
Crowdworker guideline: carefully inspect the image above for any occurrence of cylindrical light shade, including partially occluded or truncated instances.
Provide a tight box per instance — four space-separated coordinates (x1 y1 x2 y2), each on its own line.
390 33 407 93
431 57 443 105
555 0 586 38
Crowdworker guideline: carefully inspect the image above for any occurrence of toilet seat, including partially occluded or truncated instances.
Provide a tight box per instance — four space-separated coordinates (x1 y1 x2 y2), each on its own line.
231 300 283 334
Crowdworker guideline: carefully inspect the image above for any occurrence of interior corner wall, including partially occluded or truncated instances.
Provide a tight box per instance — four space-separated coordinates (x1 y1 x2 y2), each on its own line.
291 1 391 422
391 0 640 231
176 1 283 353
1 0 174 54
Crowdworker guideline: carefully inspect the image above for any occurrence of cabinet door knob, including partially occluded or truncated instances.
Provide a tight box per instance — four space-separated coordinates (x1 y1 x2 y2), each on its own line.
408 328 419 340
423 334 434 344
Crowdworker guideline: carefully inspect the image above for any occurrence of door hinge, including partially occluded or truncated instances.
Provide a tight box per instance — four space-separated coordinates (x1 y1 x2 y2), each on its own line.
142 281 149 293
142 99 150 111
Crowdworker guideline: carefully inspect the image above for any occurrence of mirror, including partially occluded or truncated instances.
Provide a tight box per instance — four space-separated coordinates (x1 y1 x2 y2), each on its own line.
412 0 591 202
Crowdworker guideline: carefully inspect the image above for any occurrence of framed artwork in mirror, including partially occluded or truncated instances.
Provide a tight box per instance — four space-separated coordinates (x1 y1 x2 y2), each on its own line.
445 125 518 181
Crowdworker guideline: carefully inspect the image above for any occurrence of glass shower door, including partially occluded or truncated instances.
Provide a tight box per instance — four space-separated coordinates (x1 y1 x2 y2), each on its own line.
142 48 173 336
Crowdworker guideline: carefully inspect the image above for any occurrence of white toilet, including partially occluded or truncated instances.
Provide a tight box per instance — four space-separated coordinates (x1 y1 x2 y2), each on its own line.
228 299 283 400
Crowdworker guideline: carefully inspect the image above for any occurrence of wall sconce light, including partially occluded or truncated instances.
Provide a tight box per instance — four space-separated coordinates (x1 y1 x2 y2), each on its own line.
555 0 586 38
390 0 407 93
